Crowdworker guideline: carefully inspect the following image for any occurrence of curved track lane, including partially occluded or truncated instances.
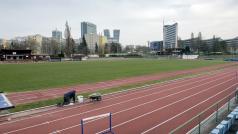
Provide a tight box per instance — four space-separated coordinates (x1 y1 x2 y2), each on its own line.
7 63 237 105
0 67 237 134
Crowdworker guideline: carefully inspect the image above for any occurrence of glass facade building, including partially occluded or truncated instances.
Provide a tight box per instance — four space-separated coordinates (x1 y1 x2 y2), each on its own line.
113 29 120 43
150 41 163 52
103 29 110 39
103 29 120 43
81 22 97 38
163 23 178 49
52 29 62 41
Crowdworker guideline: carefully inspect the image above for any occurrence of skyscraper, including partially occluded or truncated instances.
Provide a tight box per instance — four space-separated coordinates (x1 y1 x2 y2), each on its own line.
163 23 178 50
103 29 120 43
81 22 97 38
104 29 110 39
52 29 62 41
113 29 120 43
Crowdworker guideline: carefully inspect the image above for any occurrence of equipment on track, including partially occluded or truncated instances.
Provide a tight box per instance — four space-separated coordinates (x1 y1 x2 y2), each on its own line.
0 92 14 122
88 93 102 102
0 92 14 110
81 113 114 134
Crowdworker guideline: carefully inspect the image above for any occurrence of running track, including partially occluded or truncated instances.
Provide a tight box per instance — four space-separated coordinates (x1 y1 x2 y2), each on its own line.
0 66 237 134
7 63 237 105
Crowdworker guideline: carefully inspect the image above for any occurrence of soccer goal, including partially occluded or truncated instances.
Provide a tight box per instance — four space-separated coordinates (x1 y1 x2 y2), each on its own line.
81 113 114 134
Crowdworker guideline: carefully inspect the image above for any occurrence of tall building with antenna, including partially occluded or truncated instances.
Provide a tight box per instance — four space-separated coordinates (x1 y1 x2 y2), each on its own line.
163 22 178 50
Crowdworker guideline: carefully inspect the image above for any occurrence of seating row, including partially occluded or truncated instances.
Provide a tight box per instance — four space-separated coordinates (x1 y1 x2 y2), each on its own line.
210 106 238 134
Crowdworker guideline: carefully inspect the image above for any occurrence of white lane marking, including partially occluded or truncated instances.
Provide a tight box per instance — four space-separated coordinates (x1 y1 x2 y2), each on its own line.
3 71 232 134
51 73 235 133
11 96 38 101
1 70 223 126
9 82 117 101
9 66 232 101
8 73 172 99
141 84 237 133
10 66 233 103
95 78 236 134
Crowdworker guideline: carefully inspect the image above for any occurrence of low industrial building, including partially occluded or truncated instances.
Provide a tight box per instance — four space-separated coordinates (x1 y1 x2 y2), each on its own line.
0 49 32 61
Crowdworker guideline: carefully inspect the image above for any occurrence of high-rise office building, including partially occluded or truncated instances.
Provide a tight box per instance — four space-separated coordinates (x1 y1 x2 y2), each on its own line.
81 22 97 38
113 29 120 43
104 29 110 39
52 29 62 41
84 33 99 54
103 29 120 43
163 23 178 50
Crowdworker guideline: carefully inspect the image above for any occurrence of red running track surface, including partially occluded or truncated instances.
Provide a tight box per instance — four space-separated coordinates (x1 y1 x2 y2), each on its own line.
7 63 237 105
0 66 238 134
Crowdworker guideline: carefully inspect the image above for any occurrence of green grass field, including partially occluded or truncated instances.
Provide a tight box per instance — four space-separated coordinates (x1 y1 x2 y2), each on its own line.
0 59 225 92
9 73 198 113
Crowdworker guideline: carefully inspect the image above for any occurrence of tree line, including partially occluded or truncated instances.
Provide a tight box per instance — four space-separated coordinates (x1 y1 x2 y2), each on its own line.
178 33 236 55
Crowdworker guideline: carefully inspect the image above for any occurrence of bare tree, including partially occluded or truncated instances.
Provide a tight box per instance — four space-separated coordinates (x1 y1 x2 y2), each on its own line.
26 38 38 54
64 21 75 57
197 32 202 54
41 37 51 54
51 39 60 55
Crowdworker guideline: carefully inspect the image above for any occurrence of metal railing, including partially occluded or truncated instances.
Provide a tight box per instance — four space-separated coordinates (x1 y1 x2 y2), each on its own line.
170 88 238 134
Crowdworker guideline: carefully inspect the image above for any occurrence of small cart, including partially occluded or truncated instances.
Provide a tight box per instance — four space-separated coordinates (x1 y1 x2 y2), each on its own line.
88 93 102 101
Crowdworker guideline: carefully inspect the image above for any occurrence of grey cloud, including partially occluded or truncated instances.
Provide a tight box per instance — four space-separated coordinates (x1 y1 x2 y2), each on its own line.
0 0 237 45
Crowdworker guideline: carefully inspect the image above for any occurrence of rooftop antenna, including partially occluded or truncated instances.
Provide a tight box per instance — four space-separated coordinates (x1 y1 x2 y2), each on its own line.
163 17 165 51
163 18 165 26
163 17 165 33
173 19 177 24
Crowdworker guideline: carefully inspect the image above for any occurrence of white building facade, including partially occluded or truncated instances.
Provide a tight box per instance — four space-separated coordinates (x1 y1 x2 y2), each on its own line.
84 33 99 54
163 23 178 50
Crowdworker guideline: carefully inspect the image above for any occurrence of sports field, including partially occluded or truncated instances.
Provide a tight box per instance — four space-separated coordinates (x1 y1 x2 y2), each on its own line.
0 59 225 92
1 65 237 134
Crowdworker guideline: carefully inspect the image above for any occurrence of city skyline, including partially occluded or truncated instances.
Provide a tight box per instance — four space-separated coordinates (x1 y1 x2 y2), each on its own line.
0 0 237 45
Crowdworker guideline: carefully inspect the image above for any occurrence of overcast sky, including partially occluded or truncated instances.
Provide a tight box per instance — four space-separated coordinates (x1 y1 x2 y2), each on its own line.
0 0 237 45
